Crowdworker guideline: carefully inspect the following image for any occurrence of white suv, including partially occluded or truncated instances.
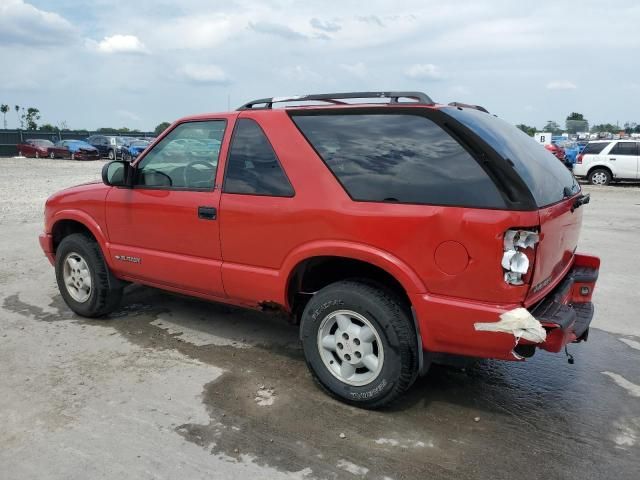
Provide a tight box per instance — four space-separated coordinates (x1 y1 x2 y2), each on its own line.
574 140 640 185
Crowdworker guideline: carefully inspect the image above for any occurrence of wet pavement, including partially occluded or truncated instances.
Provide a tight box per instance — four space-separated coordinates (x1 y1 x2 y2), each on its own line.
1 158 639 479
3 284 639 480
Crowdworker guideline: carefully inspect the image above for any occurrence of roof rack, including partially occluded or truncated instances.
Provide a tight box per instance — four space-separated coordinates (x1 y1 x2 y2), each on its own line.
448 102 489 113
237 91 435 110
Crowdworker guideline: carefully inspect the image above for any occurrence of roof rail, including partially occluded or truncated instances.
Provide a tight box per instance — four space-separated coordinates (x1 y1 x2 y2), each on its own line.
448 102 489 113
237 91 435 110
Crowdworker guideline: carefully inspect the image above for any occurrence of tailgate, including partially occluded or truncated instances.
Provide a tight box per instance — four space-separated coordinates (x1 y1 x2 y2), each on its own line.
527 196 583 302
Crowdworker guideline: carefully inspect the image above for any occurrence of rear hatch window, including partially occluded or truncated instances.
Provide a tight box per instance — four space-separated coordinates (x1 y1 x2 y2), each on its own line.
443 106 580 208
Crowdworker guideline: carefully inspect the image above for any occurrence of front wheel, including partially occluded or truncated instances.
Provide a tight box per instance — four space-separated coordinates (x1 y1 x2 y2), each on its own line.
108 149 115 160
589 168 611 186
300 280 419 409
49 151 55 159
55 233 123 317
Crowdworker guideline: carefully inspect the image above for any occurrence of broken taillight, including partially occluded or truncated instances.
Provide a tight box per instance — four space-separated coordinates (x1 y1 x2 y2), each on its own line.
502 229 539 285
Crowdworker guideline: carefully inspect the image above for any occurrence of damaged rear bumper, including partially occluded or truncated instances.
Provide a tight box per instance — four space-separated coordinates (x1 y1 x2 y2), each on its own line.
520 253 599 355
411 253 600 361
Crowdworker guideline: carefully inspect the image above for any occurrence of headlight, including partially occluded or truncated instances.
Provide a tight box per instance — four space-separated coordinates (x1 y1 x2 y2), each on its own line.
502 229 539 285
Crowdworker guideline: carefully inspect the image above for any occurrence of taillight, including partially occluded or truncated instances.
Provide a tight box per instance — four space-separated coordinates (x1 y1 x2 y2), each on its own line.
502 229 539 285
576 154 583 164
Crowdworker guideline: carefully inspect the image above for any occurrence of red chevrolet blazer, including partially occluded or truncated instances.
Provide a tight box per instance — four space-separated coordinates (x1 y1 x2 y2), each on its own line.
39 92 599 408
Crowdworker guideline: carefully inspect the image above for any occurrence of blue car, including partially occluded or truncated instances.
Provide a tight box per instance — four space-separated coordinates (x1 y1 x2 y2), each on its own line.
122 140 151 162
54 140 100 160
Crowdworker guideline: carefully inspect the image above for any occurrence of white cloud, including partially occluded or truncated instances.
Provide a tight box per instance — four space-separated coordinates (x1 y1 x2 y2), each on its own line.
339 62 367 77
0 0 75 46
95 35 148 54
546 80 577 90
178 64 230 85
404 64 446 81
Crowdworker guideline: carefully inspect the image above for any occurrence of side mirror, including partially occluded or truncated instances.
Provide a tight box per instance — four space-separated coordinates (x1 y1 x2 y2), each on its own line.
102 160 132 187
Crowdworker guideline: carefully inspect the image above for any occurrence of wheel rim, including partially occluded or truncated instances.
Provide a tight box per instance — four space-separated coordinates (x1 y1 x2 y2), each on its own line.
108 150 114 160
317 309 384 387
592 172 607 185
35 152 39 158
50 152 55 159
71 153 75 160
62 252 92 303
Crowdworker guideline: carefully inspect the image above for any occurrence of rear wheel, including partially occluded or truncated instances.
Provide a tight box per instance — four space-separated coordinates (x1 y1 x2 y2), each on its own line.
55 233 123 317
589 168 611 186
71 152 75 160
108 149 115 160
300 280 418 409
49 151 55 159
35 151 40 159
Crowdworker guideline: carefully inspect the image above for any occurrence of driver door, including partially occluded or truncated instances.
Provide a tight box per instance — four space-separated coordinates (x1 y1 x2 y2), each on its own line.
105 119 229 297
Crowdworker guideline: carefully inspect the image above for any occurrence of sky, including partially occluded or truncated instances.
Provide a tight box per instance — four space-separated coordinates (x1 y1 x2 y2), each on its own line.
1 0 639 131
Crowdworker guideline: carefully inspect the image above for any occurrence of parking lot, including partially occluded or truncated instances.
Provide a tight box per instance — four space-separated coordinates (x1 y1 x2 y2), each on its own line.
1 157 639 479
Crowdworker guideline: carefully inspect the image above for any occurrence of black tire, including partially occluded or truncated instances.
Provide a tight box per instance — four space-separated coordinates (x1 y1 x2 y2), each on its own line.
300 280 418 409
589 168 611 186
55 233 123 318
49 151 55 159
108 149 115 160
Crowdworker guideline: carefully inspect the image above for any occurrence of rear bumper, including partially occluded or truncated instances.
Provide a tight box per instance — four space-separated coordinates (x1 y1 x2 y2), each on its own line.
39 233 55 265
411 253 600 361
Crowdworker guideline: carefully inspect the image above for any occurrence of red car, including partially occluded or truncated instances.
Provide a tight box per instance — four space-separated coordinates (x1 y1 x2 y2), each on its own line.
39 92 599 408
17 139 68 158
545 142 566 160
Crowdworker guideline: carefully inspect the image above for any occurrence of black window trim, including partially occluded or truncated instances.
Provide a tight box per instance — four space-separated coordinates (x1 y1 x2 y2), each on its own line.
222 116 296 198
289 107 537 211
131 118 228 193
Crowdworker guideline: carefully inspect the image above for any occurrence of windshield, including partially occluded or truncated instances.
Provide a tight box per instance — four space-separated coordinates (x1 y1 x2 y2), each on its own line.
443 107 579 207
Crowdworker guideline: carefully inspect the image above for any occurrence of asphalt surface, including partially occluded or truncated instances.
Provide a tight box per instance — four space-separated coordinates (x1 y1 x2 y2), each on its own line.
1 157 639 480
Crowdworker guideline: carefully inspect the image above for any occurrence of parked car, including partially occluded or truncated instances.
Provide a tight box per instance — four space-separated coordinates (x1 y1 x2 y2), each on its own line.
544 142 565 160
39 91 599 408
86 135 127 160
574 140 640 185
553 140 580 169
121 140 150 162
55 140 100 160
17 139 65 158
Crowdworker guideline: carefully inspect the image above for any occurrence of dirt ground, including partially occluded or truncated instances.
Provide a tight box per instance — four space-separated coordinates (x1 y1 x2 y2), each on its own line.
1 157 639 480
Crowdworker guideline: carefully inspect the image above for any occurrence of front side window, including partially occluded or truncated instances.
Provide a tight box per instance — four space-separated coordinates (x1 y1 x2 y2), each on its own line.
135 120 225 190
292 112 505 208
609 142 638 156
223 118 294 197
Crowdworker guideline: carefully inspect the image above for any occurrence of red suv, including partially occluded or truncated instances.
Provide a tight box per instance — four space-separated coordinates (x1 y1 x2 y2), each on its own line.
39 92 599 408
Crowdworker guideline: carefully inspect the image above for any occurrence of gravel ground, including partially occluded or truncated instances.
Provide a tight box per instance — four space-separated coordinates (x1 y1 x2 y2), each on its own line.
1 157 639 480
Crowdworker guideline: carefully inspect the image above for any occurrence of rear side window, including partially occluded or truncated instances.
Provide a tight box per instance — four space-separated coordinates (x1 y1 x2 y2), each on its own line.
291 113 505 208
582 142 610 155
609 142 638 156
224 118 294 197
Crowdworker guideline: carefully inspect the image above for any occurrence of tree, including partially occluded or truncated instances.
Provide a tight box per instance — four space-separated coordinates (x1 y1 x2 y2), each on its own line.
565 112 589 134
38 123 57 132
0 104 8 129
22 107 40 130
591 123 619 133
516 124 536 136
154 121 171 135
623 122 637 134
542 120 562 134
15 105 22 129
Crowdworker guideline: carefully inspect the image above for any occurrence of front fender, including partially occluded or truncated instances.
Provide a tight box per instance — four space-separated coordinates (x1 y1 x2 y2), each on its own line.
49 210 112 266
